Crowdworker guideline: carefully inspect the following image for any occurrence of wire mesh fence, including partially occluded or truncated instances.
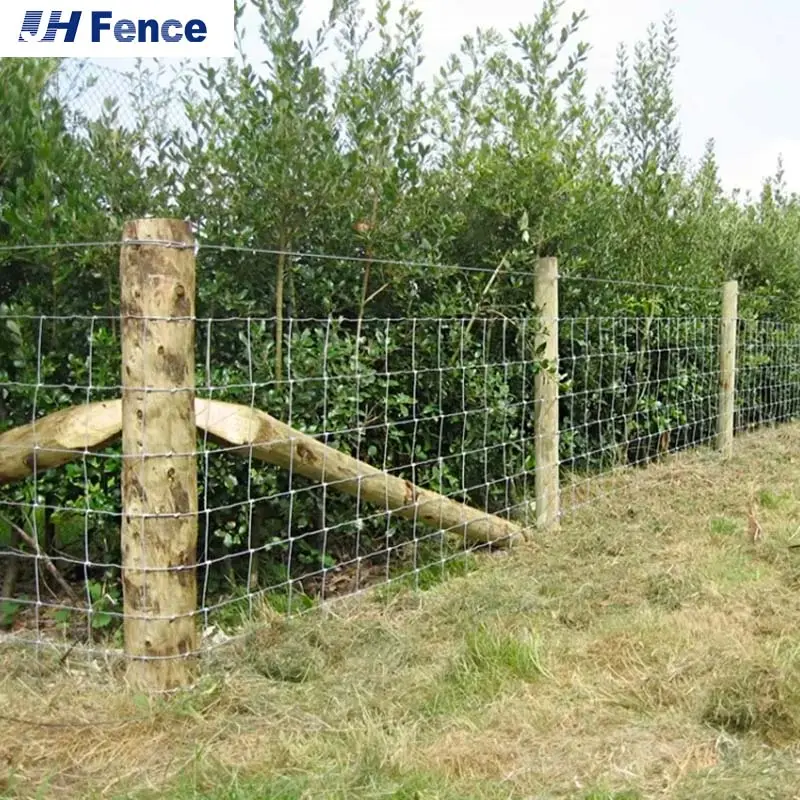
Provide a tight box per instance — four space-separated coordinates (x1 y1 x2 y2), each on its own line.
736 318 800 432
0 241 540 663
558 315 723 511
2 231 800 690
51 59 189 132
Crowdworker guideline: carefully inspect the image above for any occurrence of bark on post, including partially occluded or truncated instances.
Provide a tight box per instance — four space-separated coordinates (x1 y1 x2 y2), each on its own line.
120 219 198 692
717 280 738 458
534 257 560 531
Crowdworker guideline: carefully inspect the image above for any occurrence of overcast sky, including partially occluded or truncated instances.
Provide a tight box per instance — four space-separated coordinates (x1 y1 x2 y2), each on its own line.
90 0 798 197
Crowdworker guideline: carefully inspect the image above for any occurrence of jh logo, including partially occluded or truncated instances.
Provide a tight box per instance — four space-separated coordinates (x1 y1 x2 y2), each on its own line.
18 10 82 42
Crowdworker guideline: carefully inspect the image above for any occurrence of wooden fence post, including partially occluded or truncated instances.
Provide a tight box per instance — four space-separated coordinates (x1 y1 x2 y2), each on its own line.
534 257 560 531
120 219 199 692
717 280 738 458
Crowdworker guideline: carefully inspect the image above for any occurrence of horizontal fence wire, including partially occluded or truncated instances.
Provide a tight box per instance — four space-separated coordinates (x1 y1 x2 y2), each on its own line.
2 240 800 667
0 239 530 277
1 236 790 299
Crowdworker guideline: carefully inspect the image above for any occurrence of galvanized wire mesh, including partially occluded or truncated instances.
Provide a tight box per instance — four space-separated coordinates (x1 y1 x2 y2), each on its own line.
1 239 797 668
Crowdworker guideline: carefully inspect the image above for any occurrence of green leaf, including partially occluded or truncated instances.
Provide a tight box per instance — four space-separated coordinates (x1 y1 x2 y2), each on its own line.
90 612 113 629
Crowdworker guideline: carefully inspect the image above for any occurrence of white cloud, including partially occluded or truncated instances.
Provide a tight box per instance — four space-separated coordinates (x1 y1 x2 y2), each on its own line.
718 138 800 197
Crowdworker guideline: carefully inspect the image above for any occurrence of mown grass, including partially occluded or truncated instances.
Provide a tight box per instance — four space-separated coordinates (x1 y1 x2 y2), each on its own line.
5 424 800 798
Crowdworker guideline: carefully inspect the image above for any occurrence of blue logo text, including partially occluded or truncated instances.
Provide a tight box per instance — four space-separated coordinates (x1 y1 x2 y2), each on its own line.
17 9 207 44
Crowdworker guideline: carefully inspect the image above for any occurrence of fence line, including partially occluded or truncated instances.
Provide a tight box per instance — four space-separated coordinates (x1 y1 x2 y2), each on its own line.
2 237 780 296
4 219 800 691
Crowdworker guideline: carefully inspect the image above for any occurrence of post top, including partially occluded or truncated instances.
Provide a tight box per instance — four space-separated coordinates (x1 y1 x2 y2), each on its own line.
122 218 195 247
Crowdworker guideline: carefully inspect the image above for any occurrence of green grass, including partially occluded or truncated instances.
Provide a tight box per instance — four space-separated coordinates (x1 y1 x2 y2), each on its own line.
423 622 550 716
121 764 508 800
5 424 800 799
374 550 479 602
709 515 739 538
756 488 789 510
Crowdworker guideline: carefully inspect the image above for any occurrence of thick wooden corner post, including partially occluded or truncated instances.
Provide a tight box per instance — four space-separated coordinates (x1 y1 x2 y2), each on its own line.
717 279 738 458
120 219 198 692
534 257 560 531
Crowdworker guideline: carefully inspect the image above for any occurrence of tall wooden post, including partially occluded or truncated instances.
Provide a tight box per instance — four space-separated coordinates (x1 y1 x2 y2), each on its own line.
717 279 738 458
120 219 198 692
534 257 560 531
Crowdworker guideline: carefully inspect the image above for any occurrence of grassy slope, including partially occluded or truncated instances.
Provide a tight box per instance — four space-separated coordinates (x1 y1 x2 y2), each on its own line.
4 425 800 798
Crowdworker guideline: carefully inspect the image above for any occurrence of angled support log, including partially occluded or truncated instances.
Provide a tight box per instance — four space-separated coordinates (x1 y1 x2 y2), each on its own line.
194 400 525 548
0 399 526 548
0 400 122 485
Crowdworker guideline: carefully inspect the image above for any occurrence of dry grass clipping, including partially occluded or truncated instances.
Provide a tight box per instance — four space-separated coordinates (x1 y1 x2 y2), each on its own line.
4 425 800 798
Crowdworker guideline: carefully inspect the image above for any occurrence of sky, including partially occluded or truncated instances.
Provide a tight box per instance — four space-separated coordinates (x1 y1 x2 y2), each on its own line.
88 0 800 197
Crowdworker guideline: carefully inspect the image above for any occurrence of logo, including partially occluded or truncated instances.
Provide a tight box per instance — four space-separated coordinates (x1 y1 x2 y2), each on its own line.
1 2 234 57
18 11 81 43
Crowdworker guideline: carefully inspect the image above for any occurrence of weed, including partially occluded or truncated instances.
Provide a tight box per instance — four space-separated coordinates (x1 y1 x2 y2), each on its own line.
461 623 550 682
